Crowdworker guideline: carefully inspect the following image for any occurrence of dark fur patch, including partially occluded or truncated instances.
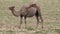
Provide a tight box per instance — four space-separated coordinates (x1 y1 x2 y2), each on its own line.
35 10 39 16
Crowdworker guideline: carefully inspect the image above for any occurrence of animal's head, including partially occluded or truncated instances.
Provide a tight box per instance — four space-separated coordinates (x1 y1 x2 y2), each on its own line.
9 6 15 10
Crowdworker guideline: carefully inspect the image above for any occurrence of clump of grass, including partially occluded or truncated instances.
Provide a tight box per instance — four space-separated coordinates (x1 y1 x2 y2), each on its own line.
33 31 42 34
27 27 34 31
5 30 14 34
55 29 60 34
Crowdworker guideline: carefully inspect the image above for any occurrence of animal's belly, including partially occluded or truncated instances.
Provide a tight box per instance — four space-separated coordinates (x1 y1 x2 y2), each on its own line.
26 12 35 17
27 15 34 17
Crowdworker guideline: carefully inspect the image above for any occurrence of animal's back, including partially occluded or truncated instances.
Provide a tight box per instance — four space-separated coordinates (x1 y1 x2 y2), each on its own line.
20 5 37 17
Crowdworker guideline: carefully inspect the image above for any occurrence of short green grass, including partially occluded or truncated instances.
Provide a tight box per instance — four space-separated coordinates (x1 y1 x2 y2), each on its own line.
27 27 34 31
0 0 60 34
55 29 60 34
5 30 14 34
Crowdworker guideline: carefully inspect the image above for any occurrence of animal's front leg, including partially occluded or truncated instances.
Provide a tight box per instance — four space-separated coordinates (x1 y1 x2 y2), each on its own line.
19 16 23 29
24 16 27 29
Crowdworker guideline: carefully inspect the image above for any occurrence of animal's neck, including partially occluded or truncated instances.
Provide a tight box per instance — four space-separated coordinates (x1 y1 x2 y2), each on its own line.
11 9 20 17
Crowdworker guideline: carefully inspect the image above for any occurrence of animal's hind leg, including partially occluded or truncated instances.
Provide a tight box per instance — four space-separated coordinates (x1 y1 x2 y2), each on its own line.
39 14 43 29
36 16 39 28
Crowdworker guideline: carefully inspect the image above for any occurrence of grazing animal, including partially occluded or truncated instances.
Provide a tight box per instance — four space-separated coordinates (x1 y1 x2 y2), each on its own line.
9 4 43 29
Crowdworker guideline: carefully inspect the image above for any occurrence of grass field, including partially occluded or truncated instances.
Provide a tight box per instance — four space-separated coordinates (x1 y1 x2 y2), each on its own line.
0 0 60 34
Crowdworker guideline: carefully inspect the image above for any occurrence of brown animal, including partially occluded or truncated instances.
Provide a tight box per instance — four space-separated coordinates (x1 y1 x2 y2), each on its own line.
9 4 43 29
